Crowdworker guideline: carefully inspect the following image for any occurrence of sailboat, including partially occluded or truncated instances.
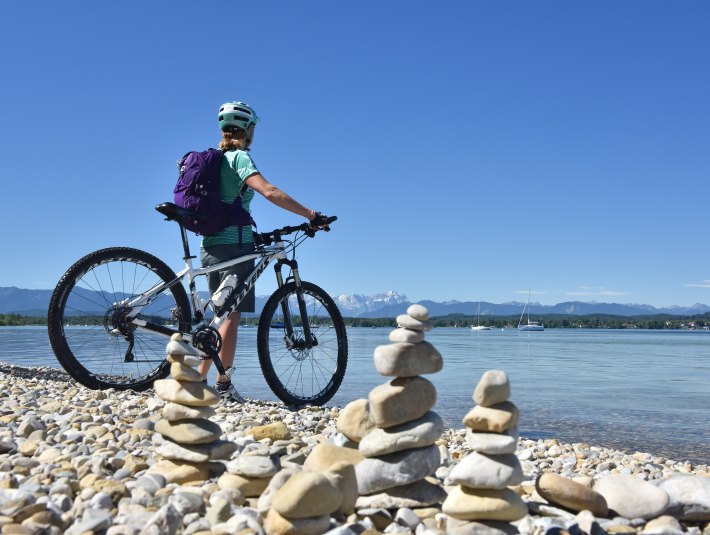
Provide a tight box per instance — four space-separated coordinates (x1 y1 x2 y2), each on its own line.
471 302 492 331
518 291 544 331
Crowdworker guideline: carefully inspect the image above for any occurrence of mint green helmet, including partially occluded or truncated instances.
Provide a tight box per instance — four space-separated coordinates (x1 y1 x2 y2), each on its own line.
218 101 259 131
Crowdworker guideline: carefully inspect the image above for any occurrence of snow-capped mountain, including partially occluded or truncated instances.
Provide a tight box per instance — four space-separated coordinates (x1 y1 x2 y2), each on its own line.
334 291 409 316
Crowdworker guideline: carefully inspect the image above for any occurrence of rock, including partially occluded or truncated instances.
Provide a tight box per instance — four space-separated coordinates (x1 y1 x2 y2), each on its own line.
336 399 376 443
446 518 521 535
389 328 426 344
165 337 201 356
407 304 429 321
138 503 182 535
257 468 299 512
155 418 222 445
396 314 433 331
462 402 519 433
473 371 511 407
272 471 342 519
656 474 710 521
227 455 280 478
153 379 220 407
147 459 211 485
354 479 447 509
166 353 202 367
246 421 291 441
369 377 436 428
466 428 518 455
447 452 524 490
153 435 237 463
217 473 271 497
442 486 528 521
355 444 440 495
324 461 358 515
640 515 684 535
374 342 443 377
359 411 444 457
594 474 669 520
170 362 203 382
536 472 608 516
162 402 216 422
263 509 330 535
303 443 364 472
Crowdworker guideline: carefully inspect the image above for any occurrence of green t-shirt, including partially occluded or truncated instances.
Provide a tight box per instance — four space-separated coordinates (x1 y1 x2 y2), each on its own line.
202 150 258 247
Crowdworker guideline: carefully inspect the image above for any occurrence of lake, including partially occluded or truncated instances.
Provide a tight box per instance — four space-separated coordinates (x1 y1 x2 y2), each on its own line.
1 326 708 464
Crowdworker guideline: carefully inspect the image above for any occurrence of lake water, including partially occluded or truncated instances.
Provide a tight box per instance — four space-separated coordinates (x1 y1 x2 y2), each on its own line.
1 326 708 464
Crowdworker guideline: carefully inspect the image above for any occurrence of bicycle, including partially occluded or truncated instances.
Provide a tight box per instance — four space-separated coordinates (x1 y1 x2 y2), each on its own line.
47 202 348 406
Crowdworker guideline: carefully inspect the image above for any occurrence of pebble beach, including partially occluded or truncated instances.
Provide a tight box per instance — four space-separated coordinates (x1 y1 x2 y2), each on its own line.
0 360 708 535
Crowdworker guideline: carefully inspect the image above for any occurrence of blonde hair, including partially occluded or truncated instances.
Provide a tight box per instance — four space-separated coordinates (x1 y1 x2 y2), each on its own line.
219 128 249 151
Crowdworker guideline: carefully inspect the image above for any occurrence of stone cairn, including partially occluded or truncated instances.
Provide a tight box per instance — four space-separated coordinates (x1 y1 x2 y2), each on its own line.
442 369 528 527
340 304 447 524
148 334 236 485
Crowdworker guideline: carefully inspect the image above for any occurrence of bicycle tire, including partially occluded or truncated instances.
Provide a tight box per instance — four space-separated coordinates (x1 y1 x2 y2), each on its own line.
257 281 348 406
47 247 192 391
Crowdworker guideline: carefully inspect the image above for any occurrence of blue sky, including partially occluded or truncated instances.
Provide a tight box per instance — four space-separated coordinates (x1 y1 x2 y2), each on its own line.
1 1 708 308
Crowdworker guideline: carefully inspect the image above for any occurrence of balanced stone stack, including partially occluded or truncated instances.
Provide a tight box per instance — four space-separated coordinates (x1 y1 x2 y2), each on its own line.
148 334 236 485
442 370 528 525
354 304 446 509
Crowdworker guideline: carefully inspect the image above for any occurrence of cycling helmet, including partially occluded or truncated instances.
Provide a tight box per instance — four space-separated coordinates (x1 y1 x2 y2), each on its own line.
218 101 259 131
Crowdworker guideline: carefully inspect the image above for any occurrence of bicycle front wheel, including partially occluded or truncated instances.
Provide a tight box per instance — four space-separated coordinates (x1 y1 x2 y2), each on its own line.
257 281 348 406
47 247 192 391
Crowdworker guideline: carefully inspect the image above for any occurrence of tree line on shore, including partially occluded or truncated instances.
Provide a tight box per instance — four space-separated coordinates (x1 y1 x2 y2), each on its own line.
2 312 710 330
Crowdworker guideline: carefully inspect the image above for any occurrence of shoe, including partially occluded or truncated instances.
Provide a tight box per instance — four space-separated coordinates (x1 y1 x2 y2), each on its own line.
215 381 246 403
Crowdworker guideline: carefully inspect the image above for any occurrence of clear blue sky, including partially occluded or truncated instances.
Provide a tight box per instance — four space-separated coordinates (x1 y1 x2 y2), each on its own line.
1 1 708 308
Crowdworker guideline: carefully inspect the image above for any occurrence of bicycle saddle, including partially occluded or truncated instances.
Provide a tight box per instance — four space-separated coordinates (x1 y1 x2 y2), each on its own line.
155 202 205 222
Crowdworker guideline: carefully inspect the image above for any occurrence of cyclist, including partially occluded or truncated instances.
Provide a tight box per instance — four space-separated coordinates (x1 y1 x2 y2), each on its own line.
198 101 324 403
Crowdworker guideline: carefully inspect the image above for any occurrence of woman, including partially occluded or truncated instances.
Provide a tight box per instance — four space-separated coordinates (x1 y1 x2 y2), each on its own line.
198 101 324 403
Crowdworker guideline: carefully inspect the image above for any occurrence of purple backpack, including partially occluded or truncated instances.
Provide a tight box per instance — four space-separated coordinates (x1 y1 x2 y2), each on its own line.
173 148 254 238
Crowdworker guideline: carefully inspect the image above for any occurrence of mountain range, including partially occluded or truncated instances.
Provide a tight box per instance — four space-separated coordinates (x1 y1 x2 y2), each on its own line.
1 286 709 318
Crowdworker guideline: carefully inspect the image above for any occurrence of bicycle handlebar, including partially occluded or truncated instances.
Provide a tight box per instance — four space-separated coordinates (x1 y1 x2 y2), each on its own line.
256 215 337 246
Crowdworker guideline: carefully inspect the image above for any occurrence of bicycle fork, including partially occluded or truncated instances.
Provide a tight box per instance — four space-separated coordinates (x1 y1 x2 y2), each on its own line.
274 259 316 350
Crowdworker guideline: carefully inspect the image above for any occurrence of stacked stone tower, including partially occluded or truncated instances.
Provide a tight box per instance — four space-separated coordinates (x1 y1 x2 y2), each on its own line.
148 334 236 485
442 370 527 525
354 304 446 504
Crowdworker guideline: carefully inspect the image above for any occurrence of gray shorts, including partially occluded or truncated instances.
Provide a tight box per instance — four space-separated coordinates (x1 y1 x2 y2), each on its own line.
200 242 256 313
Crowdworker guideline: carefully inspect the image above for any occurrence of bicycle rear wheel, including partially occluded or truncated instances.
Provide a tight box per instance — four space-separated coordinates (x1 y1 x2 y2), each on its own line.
47 247 191 390
257 281 348 406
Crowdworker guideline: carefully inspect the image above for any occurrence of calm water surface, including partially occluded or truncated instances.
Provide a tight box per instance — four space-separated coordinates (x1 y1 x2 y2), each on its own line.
1 326 708 463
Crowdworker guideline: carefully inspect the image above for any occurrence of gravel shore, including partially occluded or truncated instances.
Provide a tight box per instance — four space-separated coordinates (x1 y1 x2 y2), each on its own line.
0 362 708 535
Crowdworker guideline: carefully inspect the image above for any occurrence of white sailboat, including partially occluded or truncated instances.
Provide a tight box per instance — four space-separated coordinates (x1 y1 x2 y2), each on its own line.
518 291 544 331
471 302 492 331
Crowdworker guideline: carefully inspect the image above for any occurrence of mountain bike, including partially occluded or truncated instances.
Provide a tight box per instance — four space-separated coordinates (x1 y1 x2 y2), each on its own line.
47 202 348 406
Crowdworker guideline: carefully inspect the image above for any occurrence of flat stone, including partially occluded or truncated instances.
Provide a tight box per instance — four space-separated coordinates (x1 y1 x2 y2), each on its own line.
166 354 202 367
396 314 433 331
369 376 436 428
374 342 443 377
256 468 299 513
153 379 220 407
153 434 237 463
336 399 376 443
155 418 222 445
217 473 271 497
355 479 447 509
389 328 426 344
446 518 521 535
466 428 518 454
536 472 608 516
407 304 429 321
263 509 330 535
447 452 523 490
324 461 358 515
656 474 710 521
473 370 511 407
162 402 216 422
165 337 202 357
147 459 211 485
246 421 291 441
302 443 364 472
640 515 684 535
594 474 669 520
359 411 444 457
227 455 280 478
442 487 528 521
355 444 440 495
170 362 203 382
272 471 342 519
462 402 518 433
